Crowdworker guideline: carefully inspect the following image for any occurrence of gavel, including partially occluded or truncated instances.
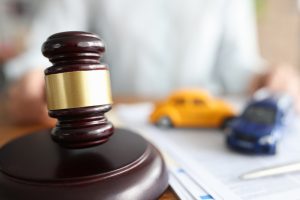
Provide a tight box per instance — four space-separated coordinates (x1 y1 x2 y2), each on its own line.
42 31 113 148
0 31 168 200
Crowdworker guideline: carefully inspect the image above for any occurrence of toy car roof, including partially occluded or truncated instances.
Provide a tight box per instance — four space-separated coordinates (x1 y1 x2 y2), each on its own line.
252 88 293 111
168 89 211 100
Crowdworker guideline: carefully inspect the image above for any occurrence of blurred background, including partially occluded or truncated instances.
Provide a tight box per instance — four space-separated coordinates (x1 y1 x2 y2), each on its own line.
1 0 300 83
1 0 300 66
257 0 300 67
1 0 300 100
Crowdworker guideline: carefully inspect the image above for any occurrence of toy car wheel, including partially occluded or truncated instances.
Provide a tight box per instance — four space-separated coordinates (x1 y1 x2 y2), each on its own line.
156 116 173 128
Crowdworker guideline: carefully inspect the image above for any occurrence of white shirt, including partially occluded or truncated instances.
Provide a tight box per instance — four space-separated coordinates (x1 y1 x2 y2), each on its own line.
4 0 262 97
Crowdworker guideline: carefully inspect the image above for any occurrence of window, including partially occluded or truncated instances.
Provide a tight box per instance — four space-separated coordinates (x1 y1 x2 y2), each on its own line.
243 106 276 125
193 99 204 105
173 98 185 105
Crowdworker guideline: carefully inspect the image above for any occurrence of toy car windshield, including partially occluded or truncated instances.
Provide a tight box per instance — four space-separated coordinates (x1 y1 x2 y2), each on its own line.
242 105 276 125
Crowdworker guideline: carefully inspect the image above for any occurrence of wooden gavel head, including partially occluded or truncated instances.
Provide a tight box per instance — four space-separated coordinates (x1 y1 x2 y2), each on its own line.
42 31 114 148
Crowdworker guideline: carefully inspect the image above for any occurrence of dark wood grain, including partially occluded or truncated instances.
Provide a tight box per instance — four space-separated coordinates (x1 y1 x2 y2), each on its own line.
43 31 114 148
0 31 179 199
0 128 169 200
42 31 106 74
49 105 114 148
0 102 178 200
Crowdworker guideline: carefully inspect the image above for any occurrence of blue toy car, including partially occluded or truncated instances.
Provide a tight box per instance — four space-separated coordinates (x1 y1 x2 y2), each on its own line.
226 90 293 155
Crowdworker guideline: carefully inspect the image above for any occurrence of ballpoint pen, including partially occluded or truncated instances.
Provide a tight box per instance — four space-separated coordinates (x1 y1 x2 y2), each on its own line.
241 162 300 180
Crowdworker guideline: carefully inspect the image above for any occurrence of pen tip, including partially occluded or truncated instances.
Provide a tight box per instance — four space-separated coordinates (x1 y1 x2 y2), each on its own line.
240 172 265 180
240 174 252 180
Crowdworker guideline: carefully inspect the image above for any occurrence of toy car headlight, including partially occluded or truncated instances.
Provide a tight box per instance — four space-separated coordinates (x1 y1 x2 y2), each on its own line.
259 135 275 145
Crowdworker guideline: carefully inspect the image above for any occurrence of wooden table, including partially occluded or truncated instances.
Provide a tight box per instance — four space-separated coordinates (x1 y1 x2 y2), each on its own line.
0 117 178 200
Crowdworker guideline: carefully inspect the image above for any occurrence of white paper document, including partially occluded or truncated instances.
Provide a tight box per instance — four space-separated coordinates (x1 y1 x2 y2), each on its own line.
113 103 300 200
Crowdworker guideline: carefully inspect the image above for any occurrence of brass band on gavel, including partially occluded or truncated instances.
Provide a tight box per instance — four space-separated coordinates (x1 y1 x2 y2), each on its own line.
45 70 112 110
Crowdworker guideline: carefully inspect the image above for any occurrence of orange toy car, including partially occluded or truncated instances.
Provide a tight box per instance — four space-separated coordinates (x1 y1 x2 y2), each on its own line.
149 89 236 128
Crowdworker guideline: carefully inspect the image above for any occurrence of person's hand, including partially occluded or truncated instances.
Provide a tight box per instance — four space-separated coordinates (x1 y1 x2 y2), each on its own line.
5 69 53 125
249 64 300 111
